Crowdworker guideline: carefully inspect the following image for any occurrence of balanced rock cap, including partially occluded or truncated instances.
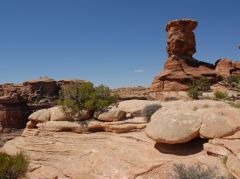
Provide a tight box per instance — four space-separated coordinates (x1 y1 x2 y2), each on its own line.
166 19 198 32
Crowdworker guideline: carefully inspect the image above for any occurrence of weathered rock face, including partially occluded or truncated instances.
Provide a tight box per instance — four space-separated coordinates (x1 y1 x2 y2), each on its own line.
151 19 240 92
0 77 88 129
215 58 240 77
166 19 197 57
0 98 30 129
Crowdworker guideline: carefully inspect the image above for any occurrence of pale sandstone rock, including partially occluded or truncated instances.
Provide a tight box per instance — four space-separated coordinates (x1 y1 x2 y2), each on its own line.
49 106 70 121
210 138 240 157
226 154 240 179
37 117 147 134
28 109 50 123
117 100 161 117
203 143 231 156
146 100 240 144
1 129 229 179
223 131 240 139
199 110 234 138
97 109 126 122
146 110 202 144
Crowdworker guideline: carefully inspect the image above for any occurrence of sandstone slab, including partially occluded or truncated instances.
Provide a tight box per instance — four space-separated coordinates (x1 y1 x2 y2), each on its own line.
28 109 50 123
1 129 229 179
117 100 161 117
146 100 240 144
226 154 240 179
96 109 126 122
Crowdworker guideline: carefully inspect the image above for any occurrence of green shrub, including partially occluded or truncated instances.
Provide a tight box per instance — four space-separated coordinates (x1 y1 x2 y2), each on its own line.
229 101 240 108
0 152 29 179
171 163 225 179
58 82 117 118
187 77 210 100
187 85 202 99
214 91 228 99
142 104 161 120
197 76 211 92
226 75 240 87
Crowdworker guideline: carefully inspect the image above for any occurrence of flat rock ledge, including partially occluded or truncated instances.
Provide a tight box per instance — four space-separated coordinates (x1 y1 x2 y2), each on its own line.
37 118 147 134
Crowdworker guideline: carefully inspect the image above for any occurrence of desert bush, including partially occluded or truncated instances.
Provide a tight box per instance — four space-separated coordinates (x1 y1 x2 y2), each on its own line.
229 101 240 108
142 104 161 119
187 84 202 99
226 75 240 87
187 77 210 99
197 76 211 91
58 82 117 118
0 152 29 179
214 91 228 99
171 163 226 179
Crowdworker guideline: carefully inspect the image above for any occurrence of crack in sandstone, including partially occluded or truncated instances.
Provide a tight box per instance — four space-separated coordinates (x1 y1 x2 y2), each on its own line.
118 136 151 144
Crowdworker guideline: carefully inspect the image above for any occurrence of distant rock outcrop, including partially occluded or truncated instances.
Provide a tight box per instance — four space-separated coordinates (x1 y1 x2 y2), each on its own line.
215 58 240 77
0 77 88 129
151 19 240 92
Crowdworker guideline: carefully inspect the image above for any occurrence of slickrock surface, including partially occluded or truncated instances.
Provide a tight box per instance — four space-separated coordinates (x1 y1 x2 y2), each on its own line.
145 100 240 144
0 129 23 147
1 129 229 179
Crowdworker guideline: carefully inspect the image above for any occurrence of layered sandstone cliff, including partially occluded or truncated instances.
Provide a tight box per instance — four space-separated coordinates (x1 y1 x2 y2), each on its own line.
0 77 88 129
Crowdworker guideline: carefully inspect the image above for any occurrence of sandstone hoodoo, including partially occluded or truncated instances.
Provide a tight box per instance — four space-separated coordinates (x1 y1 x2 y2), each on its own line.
151 19 240 93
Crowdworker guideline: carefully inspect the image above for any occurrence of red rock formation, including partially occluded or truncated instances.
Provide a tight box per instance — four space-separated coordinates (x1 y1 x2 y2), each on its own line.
215 58 240 77
0 97 30 129
166 19 197 57
151 19 217 92
151 19 240 92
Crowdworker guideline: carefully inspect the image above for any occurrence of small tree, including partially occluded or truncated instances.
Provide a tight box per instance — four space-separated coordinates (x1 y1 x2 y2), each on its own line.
58 82 117 119
225 75 240 91
187 77 210 99
188 84 202 100
197 76 211 92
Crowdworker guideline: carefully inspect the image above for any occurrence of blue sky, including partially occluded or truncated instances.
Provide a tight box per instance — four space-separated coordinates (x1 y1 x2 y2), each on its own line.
0 0 239 88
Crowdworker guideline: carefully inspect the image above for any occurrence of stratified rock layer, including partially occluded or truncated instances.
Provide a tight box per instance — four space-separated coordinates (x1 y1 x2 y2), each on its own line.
0 77 88 129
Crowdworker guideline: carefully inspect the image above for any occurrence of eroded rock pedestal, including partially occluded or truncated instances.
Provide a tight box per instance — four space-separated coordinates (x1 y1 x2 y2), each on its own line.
151 19 240 93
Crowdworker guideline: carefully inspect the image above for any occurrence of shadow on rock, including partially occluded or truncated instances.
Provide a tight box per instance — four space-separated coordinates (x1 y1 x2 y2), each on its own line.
154 138 208 156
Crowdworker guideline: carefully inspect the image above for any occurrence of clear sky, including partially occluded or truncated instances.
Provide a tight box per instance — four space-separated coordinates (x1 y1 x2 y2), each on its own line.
0 0 239 88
